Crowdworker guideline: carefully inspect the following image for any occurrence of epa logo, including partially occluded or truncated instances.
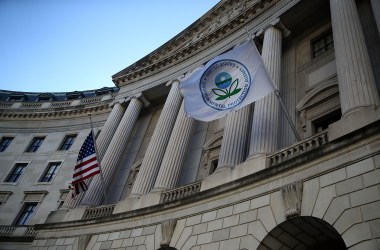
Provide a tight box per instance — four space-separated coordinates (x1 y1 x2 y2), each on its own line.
199 59 251 110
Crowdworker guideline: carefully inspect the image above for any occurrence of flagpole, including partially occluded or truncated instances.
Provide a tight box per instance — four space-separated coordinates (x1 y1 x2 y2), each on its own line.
88 114 108 204
244 26 302 141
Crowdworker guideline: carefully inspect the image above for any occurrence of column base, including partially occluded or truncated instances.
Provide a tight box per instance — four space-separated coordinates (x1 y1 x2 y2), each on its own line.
113 192 162 214
200 155 267 192
328 106 380 141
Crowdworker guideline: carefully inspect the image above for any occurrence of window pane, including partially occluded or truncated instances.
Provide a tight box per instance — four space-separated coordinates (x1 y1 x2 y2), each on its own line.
16 203 37 225
40 162 61 182
26 137 44 152
312 31 334 58
59 135 76 150
6 163 27 182
0 137 13 152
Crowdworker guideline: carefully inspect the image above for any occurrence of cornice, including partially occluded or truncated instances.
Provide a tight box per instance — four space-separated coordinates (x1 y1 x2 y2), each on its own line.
0 102 112 120
112 0 279 86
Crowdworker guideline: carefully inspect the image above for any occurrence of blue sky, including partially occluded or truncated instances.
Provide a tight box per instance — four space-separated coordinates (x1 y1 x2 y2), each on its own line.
0 0 219 93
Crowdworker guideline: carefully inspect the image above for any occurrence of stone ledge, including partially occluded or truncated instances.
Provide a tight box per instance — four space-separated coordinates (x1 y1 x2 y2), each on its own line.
328 106 380 141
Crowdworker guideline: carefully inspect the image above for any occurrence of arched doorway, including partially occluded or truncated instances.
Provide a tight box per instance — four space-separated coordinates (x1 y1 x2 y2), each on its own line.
258 216 346 250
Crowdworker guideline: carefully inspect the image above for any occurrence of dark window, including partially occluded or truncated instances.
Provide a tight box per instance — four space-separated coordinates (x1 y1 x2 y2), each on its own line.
15 203 37 225
209 159 219 174
8 96 24 101
40 162 61 182
59 135 76 150
313 109 342 133
0 137 13 152
5 163 28 182
312 31 334 58
26 137 44 152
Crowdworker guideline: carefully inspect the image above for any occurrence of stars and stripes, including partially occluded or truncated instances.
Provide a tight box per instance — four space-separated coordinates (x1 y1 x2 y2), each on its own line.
71 131 100 197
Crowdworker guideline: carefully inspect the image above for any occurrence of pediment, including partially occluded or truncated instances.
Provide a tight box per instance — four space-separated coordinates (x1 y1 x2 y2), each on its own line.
297 78 339 112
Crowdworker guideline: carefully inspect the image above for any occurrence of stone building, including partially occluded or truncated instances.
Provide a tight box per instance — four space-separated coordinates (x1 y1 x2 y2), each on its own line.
1 0 380 249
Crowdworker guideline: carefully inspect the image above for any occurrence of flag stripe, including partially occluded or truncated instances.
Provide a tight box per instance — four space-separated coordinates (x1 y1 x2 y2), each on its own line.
74 155 97 170
70 131 100 197
72 170 100 184
73 163 99 178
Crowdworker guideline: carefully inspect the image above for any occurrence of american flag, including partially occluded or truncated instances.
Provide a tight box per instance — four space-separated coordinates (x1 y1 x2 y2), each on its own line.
71 131 100 196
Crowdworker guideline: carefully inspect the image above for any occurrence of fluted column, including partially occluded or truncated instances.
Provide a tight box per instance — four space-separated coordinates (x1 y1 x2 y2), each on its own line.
81 97 143 206
95 102 126 159
216 105 251 170
249 26 282 157
370 0 380 36
129 81 183 196
330 0 379 116
62 101 126 208
151 102 196 191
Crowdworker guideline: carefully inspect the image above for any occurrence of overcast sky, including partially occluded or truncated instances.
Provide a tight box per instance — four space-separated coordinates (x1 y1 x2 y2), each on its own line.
0 0 219 93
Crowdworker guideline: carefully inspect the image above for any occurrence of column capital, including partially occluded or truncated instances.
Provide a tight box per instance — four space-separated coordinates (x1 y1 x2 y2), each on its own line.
166 79 180 87
126 93 150 107
256 18 291 38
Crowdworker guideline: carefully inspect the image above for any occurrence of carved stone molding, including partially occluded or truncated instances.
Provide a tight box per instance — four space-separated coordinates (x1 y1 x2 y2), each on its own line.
281 182 302 218
77 234 92 250
160 219 177 247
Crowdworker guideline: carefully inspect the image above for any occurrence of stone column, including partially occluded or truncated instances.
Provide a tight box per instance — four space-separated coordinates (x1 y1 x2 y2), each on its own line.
248 25 282 157
63 101 126 208
151 102 196 192
95 102 126 159
129 81 183 196
216 105 251 170
330 0 379 116
370 0 380 36
81 96 143 206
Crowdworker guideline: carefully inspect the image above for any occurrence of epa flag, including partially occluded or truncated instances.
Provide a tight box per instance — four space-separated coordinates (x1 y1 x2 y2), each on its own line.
179 39 276 122
70 131 100 197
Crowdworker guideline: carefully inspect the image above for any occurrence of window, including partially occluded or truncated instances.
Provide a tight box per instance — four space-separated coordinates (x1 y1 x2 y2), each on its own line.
209 159 219 174
312 31 334 58
15 203 38 225
26 137 44 152
5 163 28 183
0 137 13 152
59 135 76 150
312 109 342 133
39 162 61 182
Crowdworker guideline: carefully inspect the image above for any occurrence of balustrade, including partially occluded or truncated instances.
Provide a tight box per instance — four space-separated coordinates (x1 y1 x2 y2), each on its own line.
160 181 202 203
268 131 328 166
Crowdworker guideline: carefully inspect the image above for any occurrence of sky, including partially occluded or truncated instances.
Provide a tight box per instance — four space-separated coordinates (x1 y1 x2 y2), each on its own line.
0 0 220 93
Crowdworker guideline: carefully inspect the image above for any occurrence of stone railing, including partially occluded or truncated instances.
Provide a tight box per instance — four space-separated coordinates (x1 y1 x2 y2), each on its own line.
0 102 13 108
80 96 102 104
160 181 202 203
268 131 328 167
20 102 42 109
83 204 116 220
0 226 16 237
50 101 72 108
0 226 36 238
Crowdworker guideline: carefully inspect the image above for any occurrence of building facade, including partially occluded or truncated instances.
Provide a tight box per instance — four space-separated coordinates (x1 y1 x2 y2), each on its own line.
1 0 380 249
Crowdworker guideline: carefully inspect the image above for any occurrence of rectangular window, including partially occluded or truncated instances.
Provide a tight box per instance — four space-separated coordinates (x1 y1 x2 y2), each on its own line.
59 135 76 150
0 137 13 152
39 162 61 182
312 31 334 58
5 163 28 183
26 137 44 152
15 203 37 225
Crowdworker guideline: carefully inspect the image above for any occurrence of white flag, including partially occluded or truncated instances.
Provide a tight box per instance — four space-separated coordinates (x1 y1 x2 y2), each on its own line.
179 40 276 122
